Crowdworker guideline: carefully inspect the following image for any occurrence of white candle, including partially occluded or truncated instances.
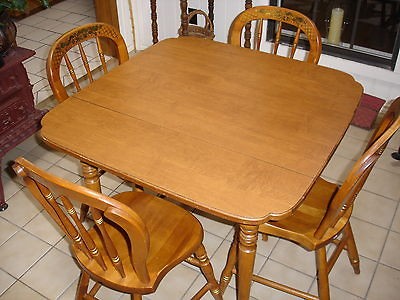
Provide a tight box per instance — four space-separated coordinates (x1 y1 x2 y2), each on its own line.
328 8 344 45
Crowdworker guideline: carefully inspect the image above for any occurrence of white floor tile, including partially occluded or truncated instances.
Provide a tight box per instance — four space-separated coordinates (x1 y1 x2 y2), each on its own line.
367 264 400 300
269 239 317 277
55 156 82 175
0 218 19 246
23 57 46 74
46 165 81 183
36 7 71 20
353 190 397 228
391 205 400 233
194 212 234 239
0 230 51 278
351 218 388 261
329 255 377 298
2 176 23 202
380 231 400 270
252 259 314 300
321 154 354 183
363 168 400 201
29 143 65 164
0 269 16 296
20 248 80 299
1 189 43 227
59 12 87 24
40 32 62 46
33 45 51 60
0 281 47 299
50 22 77 34
57 277 79 300
334 134 367 160
18 39 44 51
309 281 363 300
144 264 198 299
16 24 37 37
23 211 64 245
17 15 47 26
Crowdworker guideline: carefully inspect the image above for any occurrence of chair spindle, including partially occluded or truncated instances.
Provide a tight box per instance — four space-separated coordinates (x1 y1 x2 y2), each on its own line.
273 21 282 55
91 207 126 277
64 53 81 92
78 42 94 83
290 28 301 58
95 36 108 74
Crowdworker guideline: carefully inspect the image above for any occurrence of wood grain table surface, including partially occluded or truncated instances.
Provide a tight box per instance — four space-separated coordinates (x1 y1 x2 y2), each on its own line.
40 36 363 299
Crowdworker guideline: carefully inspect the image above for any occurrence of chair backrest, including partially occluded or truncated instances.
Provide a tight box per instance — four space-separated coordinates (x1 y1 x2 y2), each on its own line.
315 97 400 238
228 6 322 64
12 157 151 284
366 97 400 149
46 22 129 102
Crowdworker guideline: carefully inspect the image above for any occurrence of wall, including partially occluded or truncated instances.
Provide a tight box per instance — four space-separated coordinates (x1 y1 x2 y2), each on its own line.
126 0 400 103
115 0 136 52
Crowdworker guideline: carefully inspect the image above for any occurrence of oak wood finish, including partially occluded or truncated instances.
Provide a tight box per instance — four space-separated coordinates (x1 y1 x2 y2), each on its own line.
229 5 322 64
13 157 222 300
219 98 400 300
46 22 129 102
94 0 120 56
40 37 363 299
46 22 130 219
94 0 120 30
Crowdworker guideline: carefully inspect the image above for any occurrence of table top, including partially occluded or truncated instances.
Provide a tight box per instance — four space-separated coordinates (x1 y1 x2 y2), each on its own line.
41 37 363 224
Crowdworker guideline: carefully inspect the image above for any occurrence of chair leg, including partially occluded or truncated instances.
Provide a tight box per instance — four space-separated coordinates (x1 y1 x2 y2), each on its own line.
315 247 330 300
219 232 238 294
76 271 90 300
194 244 223 300
344 222 360 274
131 294 142 300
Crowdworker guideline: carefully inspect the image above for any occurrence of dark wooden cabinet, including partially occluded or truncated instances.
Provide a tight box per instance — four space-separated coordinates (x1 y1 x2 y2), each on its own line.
0 47 47 211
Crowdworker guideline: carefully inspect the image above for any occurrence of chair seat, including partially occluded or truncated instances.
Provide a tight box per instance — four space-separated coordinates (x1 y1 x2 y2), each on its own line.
73 192 203 294
259 177 352 250
220 97 400 299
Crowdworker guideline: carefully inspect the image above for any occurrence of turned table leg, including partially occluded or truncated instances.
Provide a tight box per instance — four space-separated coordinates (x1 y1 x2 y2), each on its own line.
80 162 102 220
237 224 258 299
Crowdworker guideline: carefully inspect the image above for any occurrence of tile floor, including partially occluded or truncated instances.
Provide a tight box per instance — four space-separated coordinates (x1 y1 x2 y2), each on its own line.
1 0 400 299
1 114 399 300
15 0 96 106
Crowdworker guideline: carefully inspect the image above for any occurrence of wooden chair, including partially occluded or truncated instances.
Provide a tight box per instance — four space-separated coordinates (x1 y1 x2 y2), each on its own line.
46 22 129 102
178 0 215 39
228 6 322 64
13 157 223 300
46 22 133 218
219 97 400 300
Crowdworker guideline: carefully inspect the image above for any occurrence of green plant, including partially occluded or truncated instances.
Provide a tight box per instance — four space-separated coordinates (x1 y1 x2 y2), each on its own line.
0 0 49 13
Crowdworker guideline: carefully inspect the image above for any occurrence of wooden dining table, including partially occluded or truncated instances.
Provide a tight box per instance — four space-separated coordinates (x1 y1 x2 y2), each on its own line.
40 36 362 299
